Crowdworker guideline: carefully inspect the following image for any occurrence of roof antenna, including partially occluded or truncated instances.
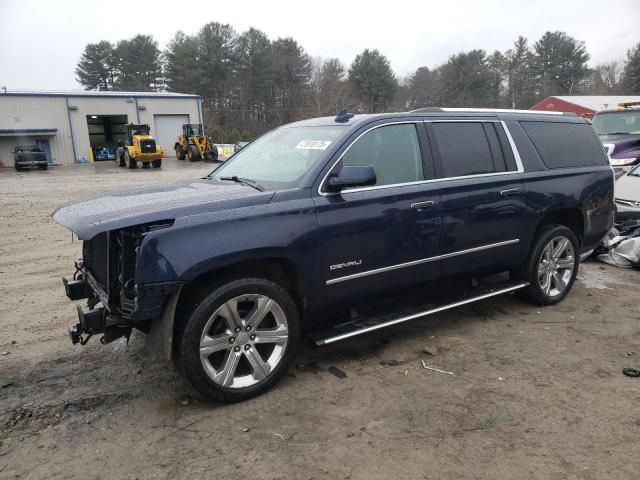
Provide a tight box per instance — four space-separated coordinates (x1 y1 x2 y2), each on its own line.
335 109 354 123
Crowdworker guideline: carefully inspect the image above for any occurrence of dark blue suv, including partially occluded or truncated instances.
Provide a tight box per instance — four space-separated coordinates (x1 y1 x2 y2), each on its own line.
55 108 615 402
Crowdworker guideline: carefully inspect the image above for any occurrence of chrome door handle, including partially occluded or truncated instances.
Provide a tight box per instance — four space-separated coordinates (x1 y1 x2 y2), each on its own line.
411 200 436 210
500 188 521 197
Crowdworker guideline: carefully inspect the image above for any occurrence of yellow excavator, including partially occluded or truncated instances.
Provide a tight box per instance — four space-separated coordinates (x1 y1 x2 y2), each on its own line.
174 124 218 162
116 124 163 169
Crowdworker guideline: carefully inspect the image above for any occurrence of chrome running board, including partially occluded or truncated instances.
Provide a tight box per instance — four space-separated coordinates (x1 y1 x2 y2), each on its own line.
310 281 529 346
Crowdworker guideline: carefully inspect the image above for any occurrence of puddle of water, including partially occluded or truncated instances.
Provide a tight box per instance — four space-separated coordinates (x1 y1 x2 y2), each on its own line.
578 263 637 290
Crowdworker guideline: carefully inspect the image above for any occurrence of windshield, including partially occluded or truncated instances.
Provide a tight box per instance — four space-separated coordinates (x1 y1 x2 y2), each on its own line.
211 125 346 187
629 163 640 176
592 110 640 135
185 124 203 136
16 145 40 152
130 125 150 135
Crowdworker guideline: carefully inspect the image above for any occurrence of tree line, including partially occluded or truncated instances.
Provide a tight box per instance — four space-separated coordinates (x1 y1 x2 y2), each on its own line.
76 24 640 142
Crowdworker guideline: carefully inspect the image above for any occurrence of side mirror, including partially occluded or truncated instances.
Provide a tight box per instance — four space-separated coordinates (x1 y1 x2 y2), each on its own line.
326 165 376 192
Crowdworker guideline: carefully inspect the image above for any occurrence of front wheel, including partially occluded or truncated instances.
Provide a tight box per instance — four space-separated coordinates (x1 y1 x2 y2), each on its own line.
188 144 201 162
125 151 136 169
152 159 162 168
518 224 579 306
177 277 300 403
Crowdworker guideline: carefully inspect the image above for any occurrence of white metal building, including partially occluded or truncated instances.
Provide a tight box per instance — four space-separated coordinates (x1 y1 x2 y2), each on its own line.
0 90 202 166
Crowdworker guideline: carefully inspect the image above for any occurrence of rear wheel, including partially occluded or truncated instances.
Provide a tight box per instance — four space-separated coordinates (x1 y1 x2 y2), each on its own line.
152 159 162 168
518 224 579 306
177 277 300 403
188 144 201 162
125 151 137 169
118 149 126 167
208 145 218 162
175 146 186 160
14 164 21 171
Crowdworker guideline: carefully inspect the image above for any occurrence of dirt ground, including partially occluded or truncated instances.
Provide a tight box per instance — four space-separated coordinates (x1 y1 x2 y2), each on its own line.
1 161 639 480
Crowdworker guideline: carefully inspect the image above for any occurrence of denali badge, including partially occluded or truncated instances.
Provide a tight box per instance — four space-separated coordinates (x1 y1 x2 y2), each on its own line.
330 260 363 271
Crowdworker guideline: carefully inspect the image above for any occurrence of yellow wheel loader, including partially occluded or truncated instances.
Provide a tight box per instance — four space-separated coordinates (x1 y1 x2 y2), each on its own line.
115 124 163 169
174 124 218 162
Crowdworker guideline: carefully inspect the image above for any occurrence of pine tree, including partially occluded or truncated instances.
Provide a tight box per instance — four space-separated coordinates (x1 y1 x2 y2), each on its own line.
348 49 397 113
621 43 640 94
75 41 116 91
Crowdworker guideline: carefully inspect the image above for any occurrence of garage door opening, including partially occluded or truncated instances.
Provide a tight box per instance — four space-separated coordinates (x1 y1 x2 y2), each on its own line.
86 115 128 161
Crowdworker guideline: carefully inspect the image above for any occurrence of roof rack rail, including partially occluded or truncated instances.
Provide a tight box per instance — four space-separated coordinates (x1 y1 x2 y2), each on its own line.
335 109 355 123
409 107 566 116
409 107 443 113
618 101 640 108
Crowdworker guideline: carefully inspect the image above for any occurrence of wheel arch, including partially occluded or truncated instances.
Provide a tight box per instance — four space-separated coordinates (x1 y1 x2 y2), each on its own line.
170 256 309 359
534 207 584 247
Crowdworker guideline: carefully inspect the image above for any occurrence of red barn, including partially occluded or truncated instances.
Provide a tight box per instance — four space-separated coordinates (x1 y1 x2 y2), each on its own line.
530 96 640 119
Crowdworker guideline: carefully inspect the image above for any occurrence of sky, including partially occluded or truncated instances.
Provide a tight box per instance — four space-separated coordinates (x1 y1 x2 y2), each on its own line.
0 0 638 91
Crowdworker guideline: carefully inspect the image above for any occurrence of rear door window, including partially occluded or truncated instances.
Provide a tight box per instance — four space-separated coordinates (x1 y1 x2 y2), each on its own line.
429 122 496 178
340 123 424 186
520 121 608 168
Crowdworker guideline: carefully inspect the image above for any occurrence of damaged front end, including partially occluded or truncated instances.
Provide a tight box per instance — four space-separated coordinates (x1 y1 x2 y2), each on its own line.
62 222 180 346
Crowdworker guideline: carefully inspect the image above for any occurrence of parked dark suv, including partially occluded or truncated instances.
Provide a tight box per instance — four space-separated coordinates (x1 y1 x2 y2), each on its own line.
54 108 615 402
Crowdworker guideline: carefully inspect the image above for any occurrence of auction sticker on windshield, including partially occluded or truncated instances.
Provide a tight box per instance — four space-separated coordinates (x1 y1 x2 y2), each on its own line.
295 140 332 150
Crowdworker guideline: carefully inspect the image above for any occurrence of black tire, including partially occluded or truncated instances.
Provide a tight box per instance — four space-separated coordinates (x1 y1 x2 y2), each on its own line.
118 150 126 167
14 164 21 171
188 144 201 162
40 165 47 170
517 224 579 306
126 151 137 169
209 145 218 162
176 276 300 403
152 159 162 168
175 145 186 160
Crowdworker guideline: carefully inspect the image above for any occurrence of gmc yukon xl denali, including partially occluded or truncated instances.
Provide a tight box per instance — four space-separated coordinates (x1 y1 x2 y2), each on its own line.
54 108 615 402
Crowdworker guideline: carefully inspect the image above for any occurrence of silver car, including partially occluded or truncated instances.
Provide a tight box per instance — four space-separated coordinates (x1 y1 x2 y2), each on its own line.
615 164 640 220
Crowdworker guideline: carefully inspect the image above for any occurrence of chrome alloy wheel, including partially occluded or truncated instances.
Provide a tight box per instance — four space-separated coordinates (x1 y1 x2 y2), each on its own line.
199 294 289 389
537 235 575 297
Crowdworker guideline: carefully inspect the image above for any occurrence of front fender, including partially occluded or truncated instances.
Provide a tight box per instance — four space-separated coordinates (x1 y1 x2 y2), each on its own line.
135 195 322 306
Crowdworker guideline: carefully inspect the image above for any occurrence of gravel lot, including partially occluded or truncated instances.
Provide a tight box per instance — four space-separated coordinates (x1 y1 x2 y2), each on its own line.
1 161 639 479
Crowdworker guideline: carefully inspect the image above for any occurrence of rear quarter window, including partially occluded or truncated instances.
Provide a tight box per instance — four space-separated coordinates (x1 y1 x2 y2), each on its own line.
520 121 608 168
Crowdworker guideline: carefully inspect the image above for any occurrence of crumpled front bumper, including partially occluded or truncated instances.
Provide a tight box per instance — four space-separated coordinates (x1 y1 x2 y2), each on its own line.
63 267 182 324
615 201 640 221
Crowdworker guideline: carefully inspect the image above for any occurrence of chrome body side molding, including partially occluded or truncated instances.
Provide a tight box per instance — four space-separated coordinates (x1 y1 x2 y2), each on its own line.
326 239 520 285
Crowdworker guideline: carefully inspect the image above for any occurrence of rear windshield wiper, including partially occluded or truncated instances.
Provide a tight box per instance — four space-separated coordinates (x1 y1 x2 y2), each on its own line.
218 175 264 192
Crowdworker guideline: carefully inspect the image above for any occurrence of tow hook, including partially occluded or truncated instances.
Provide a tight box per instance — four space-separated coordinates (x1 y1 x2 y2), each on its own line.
68 305 132 346
68 324 92 345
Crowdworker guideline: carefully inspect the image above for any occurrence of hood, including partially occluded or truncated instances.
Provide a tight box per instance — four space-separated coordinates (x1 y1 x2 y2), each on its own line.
615 172 640 202
600 133 640 157
53 178 274 239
